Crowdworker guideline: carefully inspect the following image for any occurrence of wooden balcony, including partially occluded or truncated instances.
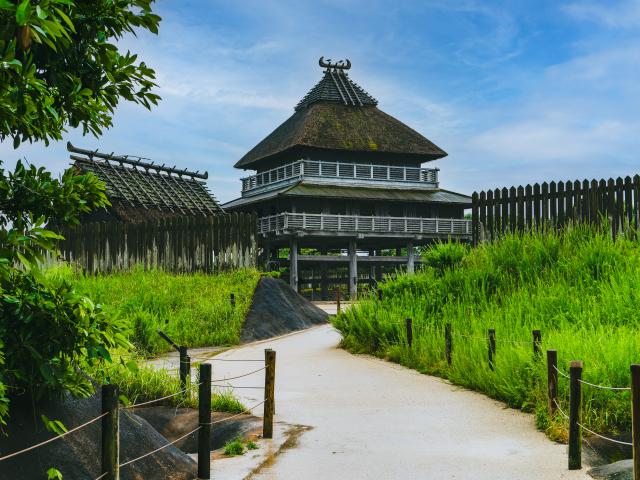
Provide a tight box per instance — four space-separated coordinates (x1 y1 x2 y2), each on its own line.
241 160 439 196
258 212 471 239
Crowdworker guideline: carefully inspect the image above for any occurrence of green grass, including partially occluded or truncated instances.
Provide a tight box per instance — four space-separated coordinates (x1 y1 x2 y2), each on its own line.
334 226 640 441
44 265 261 412
48 265 261 355
87 355 246 413
223 437 245 456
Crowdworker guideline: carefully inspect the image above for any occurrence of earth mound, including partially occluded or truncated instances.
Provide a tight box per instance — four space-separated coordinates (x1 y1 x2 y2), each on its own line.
0 391 196 480
241 277 328 342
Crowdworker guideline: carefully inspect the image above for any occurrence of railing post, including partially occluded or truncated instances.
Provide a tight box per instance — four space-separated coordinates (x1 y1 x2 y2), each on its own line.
533 330 542 358
179 346 190 394
101 384 119 480
547 350 558 416
445 323 452 365
230 293 236 308
488 329 496 370
336 287 341 313
631 364 640 480
569 360 583 470
198 363 212 479
263 349 276 439
405 318 413 348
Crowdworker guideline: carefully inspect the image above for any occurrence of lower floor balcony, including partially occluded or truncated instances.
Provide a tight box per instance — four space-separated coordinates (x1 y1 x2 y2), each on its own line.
258 212 471 238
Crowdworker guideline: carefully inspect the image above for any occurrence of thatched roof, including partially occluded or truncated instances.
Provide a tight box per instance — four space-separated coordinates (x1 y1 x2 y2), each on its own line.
68 143 223 221
235 60 447 170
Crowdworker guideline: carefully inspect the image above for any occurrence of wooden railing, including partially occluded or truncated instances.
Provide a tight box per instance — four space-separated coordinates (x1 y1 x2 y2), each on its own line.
258 212 471 237
241 160 439 195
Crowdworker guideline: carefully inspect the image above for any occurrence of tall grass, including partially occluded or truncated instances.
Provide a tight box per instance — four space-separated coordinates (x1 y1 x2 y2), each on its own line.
48 266 261 354
334 226 640 440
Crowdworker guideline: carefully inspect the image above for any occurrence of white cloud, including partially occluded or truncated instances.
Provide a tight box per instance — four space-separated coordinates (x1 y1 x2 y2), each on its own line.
564 1 640 28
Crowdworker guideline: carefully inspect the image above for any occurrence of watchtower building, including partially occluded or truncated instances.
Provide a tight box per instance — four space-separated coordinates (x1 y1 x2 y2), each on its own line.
224 58 471 298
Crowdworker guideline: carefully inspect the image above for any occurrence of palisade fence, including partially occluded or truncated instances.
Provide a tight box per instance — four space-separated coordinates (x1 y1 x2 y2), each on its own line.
55 214 258 274
471 175 640 245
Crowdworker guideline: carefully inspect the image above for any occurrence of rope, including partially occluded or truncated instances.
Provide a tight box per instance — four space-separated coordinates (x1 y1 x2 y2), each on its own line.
207 398 267 425
577 422 633 446
212 366 265 382
119 426 201 468
0 412 109 462
553 399 570 420
93 473 108 480
190 356 264 362
552 365 571 380
578 379 630 391
124 383 203 409
212 384 264 390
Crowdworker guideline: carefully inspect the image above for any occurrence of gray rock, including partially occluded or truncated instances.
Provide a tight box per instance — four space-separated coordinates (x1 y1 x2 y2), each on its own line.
588 460 633 480
240 277 328 342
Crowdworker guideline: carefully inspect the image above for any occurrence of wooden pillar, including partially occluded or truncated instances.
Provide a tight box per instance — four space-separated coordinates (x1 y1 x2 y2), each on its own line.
407 241 415 274
320 246 328 300
289 237 298 292
348 238 357 300
369 249 376 286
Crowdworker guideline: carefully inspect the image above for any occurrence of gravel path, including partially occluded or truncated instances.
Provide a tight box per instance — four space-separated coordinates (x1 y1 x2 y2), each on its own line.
205 325 591 480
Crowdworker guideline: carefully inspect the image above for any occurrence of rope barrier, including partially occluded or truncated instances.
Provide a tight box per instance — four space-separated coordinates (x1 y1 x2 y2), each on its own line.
552 364 571 380
190 356 264 362
553 399 570 420
119 426 202 468
211 366 266 383
207 398 267 426
124 382 203 409
93 472 108 480
577 422 633 446
212 384 264 390
578 379 630 392
0 412 109 462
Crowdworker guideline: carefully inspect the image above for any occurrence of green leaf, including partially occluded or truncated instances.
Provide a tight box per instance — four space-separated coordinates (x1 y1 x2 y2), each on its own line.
16 0 30 25
0 0 14 10
46 468 62 480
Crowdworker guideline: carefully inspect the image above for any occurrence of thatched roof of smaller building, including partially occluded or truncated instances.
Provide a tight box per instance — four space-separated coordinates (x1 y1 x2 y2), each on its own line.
68 143 223 222
235 59 447 170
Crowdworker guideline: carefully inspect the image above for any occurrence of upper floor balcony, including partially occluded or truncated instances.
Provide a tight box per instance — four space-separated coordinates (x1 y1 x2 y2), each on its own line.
241 159 439 196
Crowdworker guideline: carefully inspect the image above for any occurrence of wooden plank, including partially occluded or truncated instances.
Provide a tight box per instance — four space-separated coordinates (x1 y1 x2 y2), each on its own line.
486 189 494 240
493 188 501 238
472 192 479 246
509 186 517 233
525 184 533 231
501 187 509 234
541 182 549 231
550 181 557 228
479 191 487 241
625 176 633 229
557 181 566 228
533 183 541 231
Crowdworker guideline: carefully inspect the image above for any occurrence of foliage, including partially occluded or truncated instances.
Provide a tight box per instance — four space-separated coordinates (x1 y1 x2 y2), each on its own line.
246 440 258 450
87 355 245 413
334 226 640 439
223 437 245 456
420 241 469 274
0 159 135 427
48 266 262 354
0 0 160 146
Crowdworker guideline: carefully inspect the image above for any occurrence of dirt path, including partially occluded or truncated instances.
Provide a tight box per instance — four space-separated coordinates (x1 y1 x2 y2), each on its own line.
204 325 590 479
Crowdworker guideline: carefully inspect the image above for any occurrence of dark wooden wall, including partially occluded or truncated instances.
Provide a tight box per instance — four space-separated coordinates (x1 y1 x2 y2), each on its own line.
471 176 640 245
56 214 258 274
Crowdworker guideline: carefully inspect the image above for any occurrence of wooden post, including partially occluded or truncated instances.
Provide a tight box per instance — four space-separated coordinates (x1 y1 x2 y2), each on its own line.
230 293 235 308
101 384 119 480
407 241 415 274
445 323 452 365
631 364 640 480
533 330 542 358
336 288 341 314
488 329 496 370
198 363 212 479
405 318 413 348
569 360 583 470
179 346 190 394
289 237 298 292
348 238 357 300
547 350 558 416
377 288 383 301
263 349 276 439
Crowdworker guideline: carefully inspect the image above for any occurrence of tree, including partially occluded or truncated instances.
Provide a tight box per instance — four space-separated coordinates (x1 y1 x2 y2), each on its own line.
0 0 160 146
0 0 161 425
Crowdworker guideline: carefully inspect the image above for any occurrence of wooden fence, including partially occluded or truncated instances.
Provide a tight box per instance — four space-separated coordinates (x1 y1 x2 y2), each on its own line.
471 175 640 245
56 214 258 274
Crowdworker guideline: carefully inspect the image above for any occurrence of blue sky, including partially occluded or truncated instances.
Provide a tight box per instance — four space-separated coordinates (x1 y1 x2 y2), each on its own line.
2 0 640 203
